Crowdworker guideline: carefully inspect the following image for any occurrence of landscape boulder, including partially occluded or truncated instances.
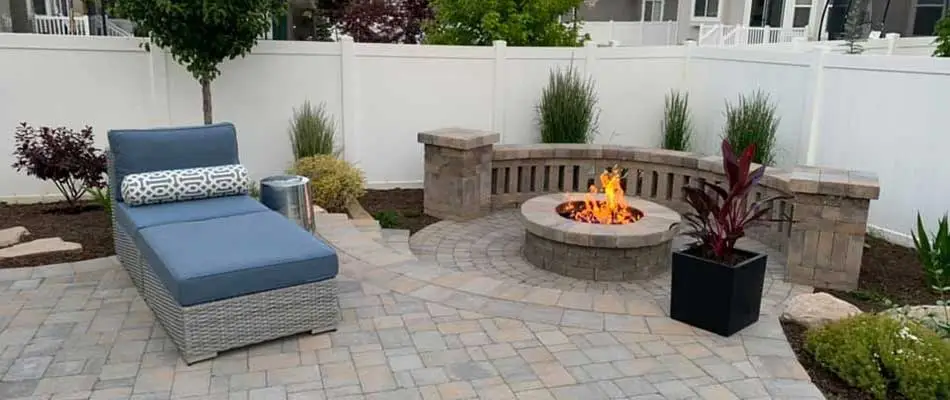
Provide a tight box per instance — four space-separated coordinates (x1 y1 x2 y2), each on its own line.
781 292 863 329
0 226 29 248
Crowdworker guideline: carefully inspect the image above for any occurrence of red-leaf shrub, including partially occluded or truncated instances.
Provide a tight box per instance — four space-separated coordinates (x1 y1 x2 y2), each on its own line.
11 123 107 207
339 0 432 43
681 139 791 264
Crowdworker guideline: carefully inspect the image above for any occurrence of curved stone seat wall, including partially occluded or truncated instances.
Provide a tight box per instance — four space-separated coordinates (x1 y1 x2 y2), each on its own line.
490 144 796 256
418 128 880 291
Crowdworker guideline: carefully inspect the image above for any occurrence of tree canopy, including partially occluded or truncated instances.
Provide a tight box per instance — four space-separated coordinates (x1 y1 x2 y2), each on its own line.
113 0 285 123
423 0 587 46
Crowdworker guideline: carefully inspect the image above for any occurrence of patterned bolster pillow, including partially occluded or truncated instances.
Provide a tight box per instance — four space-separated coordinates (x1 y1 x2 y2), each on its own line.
122 164 249 206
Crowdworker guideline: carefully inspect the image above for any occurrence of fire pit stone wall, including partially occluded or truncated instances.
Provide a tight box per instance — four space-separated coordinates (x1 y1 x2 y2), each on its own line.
418 129 881 291
519 193 681 281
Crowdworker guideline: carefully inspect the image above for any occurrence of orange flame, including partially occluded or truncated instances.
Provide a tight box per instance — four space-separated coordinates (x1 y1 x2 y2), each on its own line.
561 166 641 225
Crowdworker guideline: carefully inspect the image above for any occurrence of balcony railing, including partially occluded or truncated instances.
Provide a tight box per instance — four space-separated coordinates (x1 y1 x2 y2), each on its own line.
33 15 91 35
699 24 808 46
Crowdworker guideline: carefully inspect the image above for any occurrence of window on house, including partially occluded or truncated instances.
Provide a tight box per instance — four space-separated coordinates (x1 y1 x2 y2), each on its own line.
793 0 811 27
912 0 945 35
31 0 46 15
693 0 720 18
644 0 665 21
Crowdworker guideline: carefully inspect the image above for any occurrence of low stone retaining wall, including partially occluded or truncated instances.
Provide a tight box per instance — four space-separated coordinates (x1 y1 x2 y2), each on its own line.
418 128 881 291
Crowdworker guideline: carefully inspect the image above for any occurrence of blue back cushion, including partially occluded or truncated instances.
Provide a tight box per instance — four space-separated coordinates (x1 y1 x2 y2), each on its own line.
108 123 240 202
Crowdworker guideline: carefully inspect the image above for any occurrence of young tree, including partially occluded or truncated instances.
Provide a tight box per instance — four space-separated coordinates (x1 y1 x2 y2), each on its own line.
841 0 870 54
933 13 950 57
423 0 587 46
113 0 286 124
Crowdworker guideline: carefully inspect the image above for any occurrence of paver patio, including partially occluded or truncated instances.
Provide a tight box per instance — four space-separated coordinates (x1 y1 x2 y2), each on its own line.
0 210 825 400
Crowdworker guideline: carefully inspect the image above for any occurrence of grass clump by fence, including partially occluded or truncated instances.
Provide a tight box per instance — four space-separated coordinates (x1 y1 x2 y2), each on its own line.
537 65 599 144
289 100 338 160
723 90 779 165
661 90 692 151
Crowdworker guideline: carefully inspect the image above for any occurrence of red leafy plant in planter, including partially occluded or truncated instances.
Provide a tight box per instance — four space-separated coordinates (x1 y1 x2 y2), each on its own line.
11 123 107 209
681 139 790 264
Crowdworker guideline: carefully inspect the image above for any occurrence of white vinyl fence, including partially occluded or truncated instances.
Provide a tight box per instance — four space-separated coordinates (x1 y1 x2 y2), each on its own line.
582 21 679 46
1 34 949 245
756 34 937 56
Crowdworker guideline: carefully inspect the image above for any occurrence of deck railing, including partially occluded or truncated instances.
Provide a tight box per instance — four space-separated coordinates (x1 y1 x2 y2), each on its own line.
699 24 808 46
33 15 91 36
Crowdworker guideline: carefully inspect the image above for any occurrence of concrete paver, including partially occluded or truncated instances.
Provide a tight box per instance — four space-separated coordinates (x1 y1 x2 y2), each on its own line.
0 211 823 399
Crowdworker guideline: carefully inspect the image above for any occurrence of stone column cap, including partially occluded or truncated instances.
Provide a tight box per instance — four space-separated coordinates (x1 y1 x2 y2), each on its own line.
789 166 880 199
418 128 500 150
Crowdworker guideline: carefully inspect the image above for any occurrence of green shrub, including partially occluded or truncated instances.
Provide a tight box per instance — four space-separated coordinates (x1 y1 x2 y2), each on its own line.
661 90 692 151
723 90 779 166
911 212 950 293
90 187 112 219
291 155 365 212
374 210 402 229
935 13 950 57
537 65 599 144
805 314 950 400
289 101 337 160
248 180 260 200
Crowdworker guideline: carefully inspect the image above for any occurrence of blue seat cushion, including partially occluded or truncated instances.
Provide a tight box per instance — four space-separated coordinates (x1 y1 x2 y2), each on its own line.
108 123 240 202
115 195 268 233
137 211 338 306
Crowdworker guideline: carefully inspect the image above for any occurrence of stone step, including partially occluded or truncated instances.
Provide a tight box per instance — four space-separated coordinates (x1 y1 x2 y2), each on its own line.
349 218 382 241
314 213 350 225
0 237 81 259
351 218 381 230
313 214 416 265
379 229 413 258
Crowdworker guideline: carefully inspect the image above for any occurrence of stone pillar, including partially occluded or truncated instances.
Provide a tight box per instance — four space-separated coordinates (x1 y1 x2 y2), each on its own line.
786 167 880 290
418 128 500 221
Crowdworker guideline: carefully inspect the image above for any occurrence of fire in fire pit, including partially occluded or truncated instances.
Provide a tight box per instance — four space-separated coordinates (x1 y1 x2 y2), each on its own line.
556 165 643 224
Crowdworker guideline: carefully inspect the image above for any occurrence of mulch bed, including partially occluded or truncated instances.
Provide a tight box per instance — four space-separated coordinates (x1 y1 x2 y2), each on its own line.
0 189 439 269
359 189 440 235
818 236 941 312
0 201 114 269
780 236 937 400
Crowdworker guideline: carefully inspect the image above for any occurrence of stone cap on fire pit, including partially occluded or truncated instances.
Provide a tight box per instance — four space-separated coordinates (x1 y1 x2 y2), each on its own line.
518 193 682 249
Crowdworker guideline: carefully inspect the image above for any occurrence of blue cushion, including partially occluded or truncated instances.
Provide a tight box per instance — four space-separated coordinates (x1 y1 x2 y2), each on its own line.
136 211 339 306
108 123 240 202
115 195 268 233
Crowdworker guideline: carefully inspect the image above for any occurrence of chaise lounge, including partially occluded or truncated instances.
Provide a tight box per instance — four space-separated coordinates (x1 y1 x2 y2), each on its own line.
107 123 339 364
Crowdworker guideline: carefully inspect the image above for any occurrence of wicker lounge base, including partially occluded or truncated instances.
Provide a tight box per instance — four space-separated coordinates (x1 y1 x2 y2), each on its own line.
114 221 144 293
114 217 340 364
141 259 339 364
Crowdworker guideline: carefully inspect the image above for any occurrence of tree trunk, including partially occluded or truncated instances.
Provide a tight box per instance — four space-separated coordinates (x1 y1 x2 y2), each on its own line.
201 78 213 124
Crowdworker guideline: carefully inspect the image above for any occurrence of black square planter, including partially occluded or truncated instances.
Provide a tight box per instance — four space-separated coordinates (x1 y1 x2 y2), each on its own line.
670 246 767 337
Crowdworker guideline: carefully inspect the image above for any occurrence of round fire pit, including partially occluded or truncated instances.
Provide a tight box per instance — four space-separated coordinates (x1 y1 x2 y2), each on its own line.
518 193 682 281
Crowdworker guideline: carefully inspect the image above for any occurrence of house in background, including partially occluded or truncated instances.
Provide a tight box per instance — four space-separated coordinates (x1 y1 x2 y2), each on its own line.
581 0 945 44
869 0 948 36
0 0 132 36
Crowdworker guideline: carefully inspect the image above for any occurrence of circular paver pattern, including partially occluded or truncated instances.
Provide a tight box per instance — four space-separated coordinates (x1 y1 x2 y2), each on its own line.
519 194 682 281
411 209 790 299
